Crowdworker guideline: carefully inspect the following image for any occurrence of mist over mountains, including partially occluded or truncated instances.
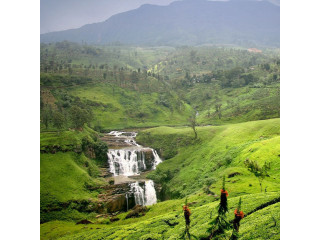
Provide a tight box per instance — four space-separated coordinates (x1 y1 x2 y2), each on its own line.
40 0 280 47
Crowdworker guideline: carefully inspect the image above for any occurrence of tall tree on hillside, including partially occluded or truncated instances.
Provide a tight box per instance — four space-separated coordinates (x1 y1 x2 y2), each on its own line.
188 112 198 139
215 103 222 119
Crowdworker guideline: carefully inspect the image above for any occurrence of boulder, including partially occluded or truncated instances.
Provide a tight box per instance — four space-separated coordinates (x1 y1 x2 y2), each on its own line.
76 219 93 225
125 205 148 219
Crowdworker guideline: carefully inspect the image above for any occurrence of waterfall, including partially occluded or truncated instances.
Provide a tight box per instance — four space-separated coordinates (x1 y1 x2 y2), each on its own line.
129 180 157 206
129 182 145 206
107 149 146 176
107 148 162 176
106 131 161 208
151 150 162 169
125 193 129 211
144 180 157 206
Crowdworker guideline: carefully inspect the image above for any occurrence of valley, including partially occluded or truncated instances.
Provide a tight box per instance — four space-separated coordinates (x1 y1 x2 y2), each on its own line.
40 36 280 239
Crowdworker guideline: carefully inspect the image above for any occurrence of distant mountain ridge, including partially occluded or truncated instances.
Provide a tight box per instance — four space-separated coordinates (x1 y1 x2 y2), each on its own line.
40 0 280 47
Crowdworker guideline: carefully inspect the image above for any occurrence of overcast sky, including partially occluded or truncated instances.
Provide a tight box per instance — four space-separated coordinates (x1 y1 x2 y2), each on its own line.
40 0 279 34
40 0 179 34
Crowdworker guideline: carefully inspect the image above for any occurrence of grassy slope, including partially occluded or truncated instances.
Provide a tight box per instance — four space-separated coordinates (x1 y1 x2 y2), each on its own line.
52 81 279 131
41 119 280 239
41 192 279 240
41 152 101 202
66 83 193 130
191 85 280 125
138 118 280 198
40 127 105 223
40 126 97 151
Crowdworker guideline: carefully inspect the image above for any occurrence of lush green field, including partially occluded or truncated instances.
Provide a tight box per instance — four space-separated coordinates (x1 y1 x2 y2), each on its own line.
41 119 280 239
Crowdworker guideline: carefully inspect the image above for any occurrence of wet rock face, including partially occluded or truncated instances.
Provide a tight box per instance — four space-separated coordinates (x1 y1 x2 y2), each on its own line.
105 194 135 213
143 149 155 170
98 183 135 213
100 134 135 149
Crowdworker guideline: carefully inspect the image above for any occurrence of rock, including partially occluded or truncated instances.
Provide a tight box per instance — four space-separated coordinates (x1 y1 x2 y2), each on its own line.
97 182 137 213
228 172 242 178
76 220 93 225
110 217 120 222
143 149 155 170
125 205 148 219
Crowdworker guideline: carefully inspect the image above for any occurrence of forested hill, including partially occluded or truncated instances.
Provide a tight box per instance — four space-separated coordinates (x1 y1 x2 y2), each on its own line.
40 0 280 47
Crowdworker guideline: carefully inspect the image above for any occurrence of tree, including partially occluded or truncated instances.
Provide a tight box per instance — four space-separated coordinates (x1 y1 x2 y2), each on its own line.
93 141 109 162
190 50 197 63
41 105 52 129
68 67 73 75
215 103 222 119
131 71 139 84
69 106 91 130
52 110 64 131
188 113 198 139
244 159 271 193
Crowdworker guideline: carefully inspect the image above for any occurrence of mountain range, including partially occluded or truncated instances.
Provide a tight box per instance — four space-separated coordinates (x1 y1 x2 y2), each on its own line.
40 0 280 47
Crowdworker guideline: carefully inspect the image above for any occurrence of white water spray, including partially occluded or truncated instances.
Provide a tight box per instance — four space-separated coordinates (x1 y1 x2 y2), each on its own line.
107 149 146 176
151 149 162 169
129 180 157 206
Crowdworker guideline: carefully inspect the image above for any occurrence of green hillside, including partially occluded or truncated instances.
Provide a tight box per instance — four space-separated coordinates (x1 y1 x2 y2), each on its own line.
40 43 280 239
40 126 109 223
40 119 280 239
138 118 280 198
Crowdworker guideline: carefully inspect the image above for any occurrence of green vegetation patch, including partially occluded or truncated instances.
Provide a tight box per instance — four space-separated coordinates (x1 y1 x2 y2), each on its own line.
138 118 280 198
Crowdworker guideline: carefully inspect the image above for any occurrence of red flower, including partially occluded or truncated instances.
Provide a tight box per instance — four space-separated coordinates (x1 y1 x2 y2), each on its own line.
234 208 245 219
183 205 191 215
220 189 229 197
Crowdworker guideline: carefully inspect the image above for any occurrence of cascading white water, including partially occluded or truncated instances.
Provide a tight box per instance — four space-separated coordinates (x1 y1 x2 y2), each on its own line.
107 131 162 176
129 182 145 206
151 149 162 169
129 180 157 206
144 180 157 206
107 149 146 176
106 131 161 207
